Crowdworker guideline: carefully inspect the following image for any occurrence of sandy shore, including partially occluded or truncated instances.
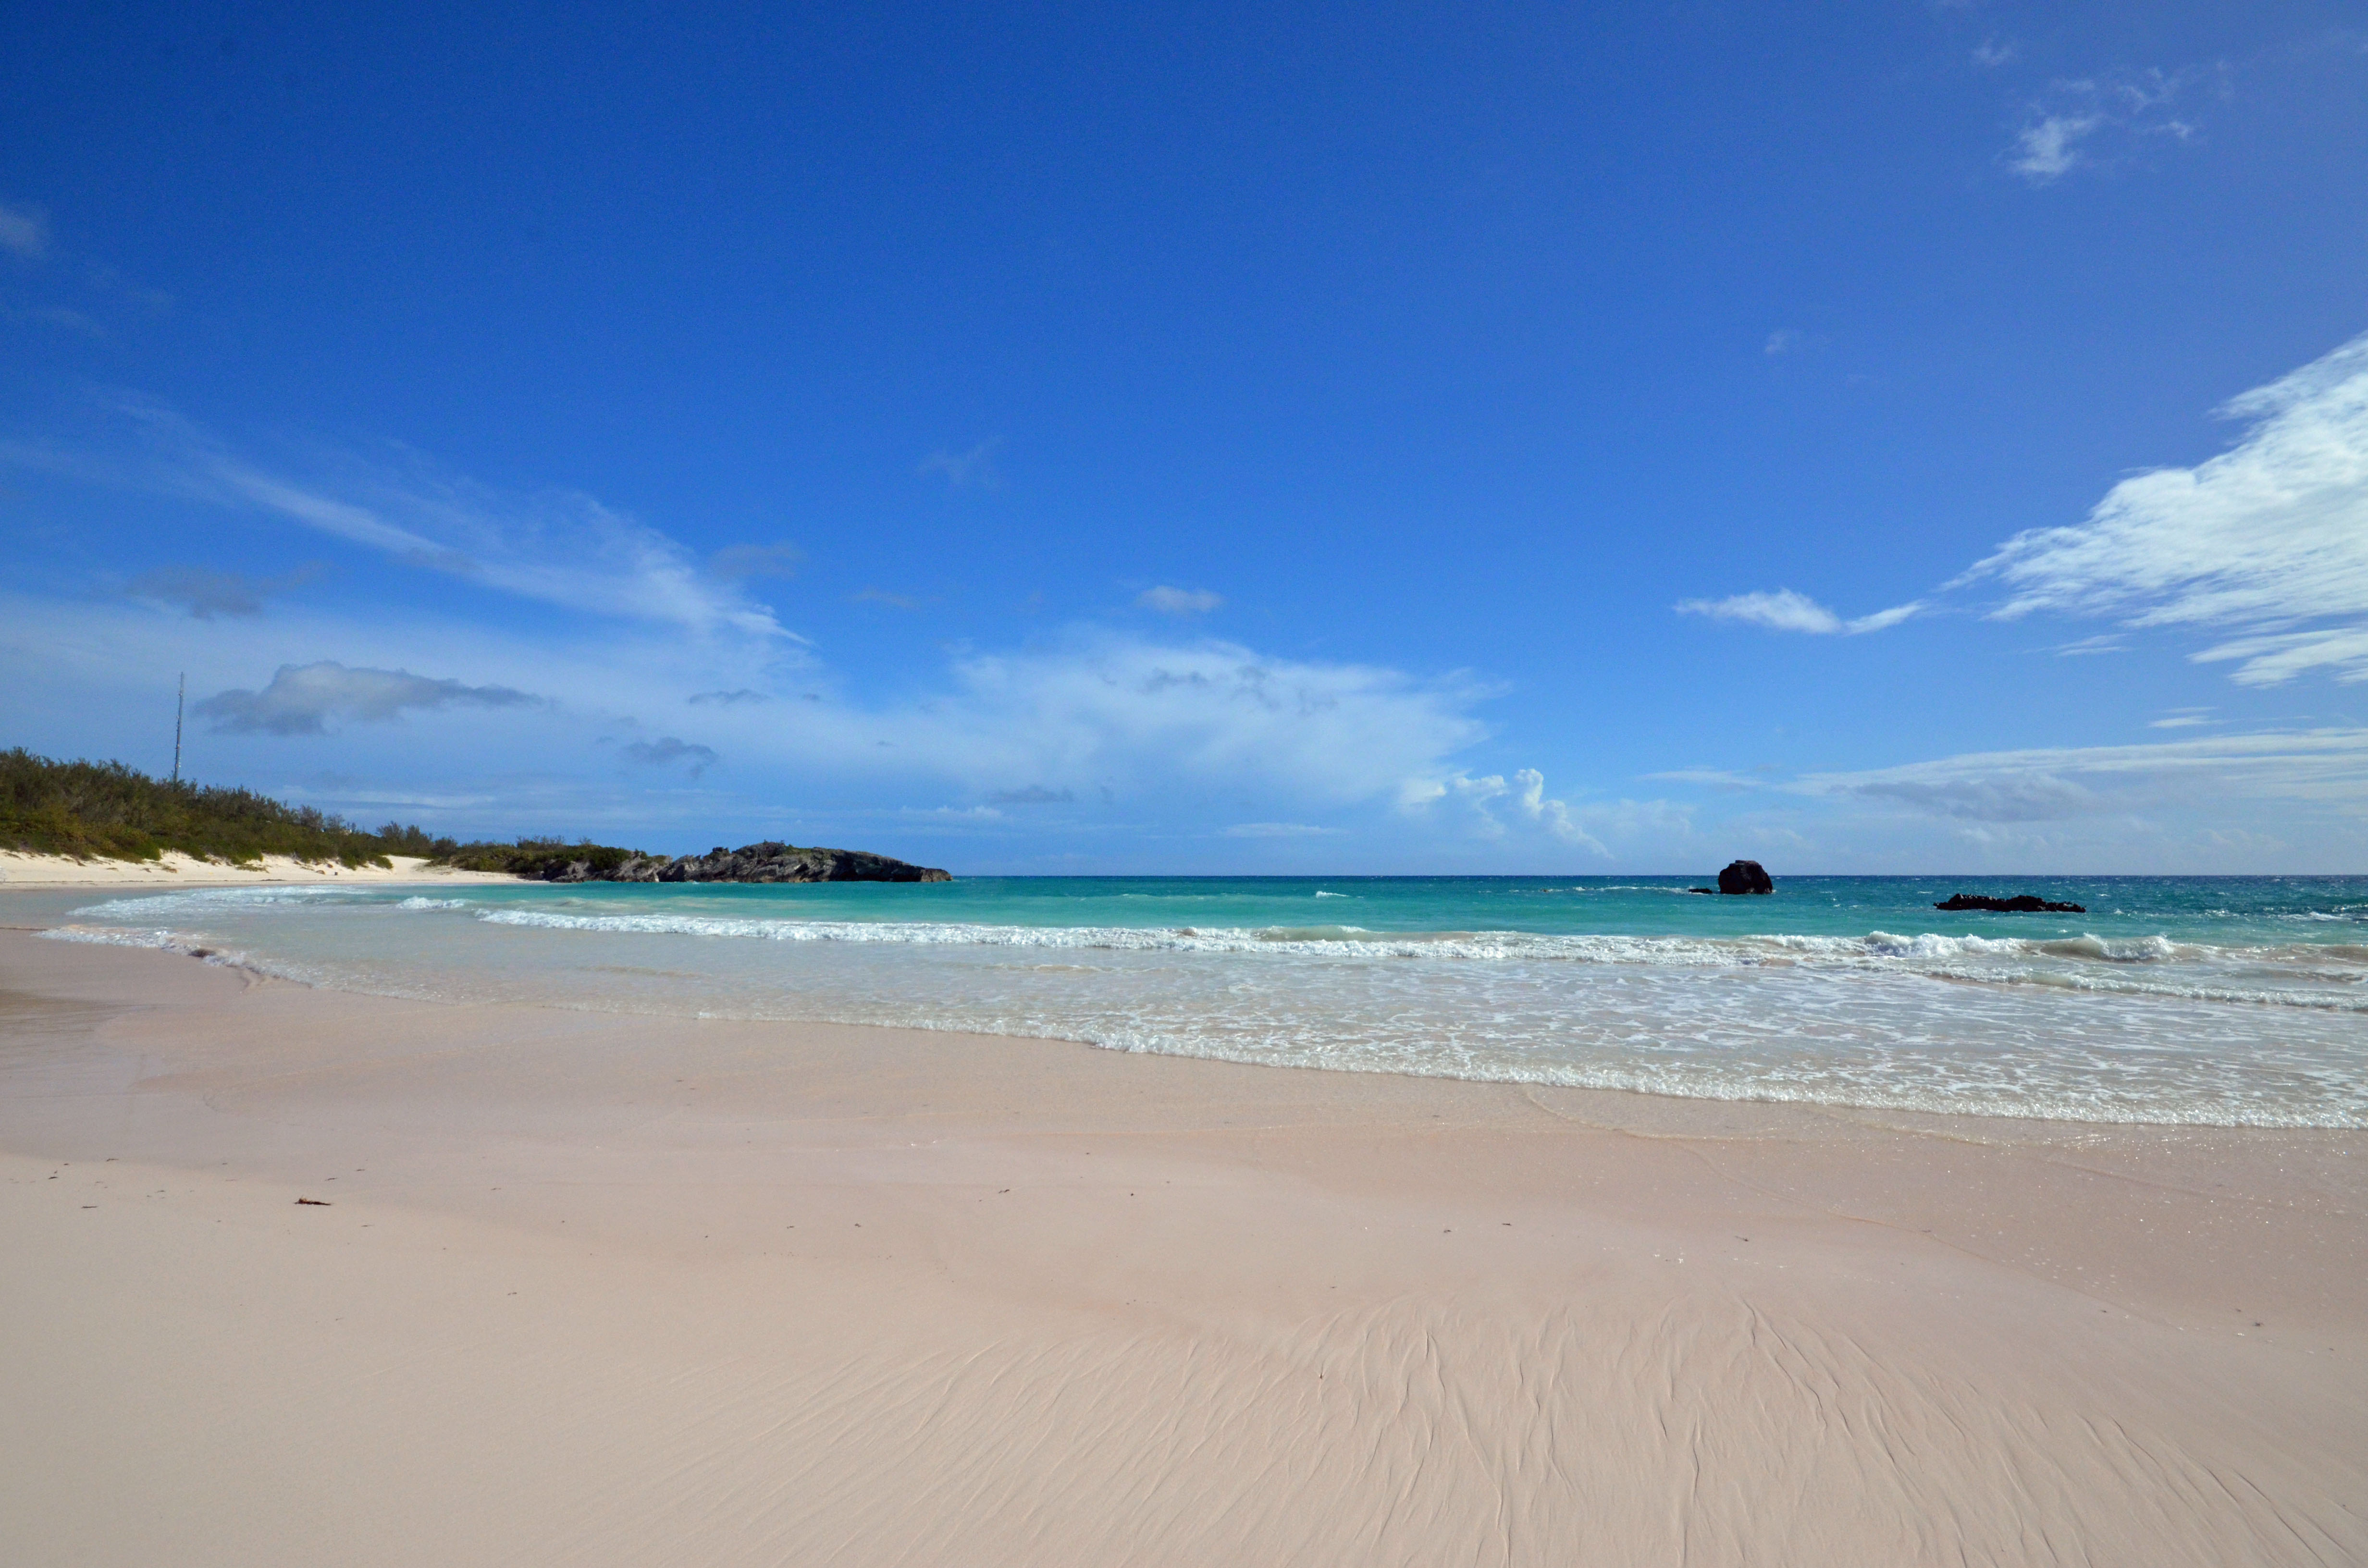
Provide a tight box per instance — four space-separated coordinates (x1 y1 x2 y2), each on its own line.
1 928 2362 1565
0 850 519 888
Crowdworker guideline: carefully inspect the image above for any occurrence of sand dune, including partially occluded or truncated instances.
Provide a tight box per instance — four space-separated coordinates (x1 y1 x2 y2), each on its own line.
2 931 2361 1565
0 850 515 887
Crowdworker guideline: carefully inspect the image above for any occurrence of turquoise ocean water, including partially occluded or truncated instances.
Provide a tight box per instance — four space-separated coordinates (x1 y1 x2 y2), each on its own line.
39 874 2368 1127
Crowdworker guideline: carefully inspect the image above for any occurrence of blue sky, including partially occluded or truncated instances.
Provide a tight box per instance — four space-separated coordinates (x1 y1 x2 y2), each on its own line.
4 1 2366 872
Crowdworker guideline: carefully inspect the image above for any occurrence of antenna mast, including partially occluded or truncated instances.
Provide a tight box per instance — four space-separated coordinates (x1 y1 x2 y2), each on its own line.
172 673 185 785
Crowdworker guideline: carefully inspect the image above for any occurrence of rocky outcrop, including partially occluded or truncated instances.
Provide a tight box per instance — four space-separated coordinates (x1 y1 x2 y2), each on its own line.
1934 894 2084 914
525 841 951 885
1715 859 1773 895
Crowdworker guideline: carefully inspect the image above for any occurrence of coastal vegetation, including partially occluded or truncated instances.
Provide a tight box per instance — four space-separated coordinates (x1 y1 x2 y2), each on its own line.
0 748 641 870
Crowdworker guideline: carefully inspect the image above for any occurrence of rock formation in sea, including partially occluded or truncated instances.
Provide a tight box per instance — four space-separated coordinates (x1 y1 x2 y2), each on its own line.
523 841 951 884
1933 893 2085 914
1715 859 1773 895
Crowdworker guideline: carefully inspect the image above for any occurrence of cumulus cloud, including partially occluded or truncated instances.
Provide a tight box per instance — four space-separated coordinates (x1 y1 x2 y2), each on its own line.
1399 768 1609 854
5 578 1507 839
1799 728 2368 822
1223 821 1339 838
1677 588 1922 636
126 564 319 619
12 399 791 639
0 199 49 258
623 736 718 778
1137 585 1223 615
195 661 541 736
905 633 1489 807
1965 330 2368 683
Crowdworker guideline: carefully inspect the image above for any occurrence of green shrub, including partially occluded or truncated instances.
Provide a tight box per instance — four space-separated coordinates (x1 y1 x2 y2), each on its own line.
0 749 651 874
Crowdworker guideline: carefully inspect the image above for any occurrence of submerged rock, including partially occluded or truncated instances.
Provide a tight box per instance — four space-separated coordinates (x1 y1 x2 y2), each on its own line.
1934 893 2084 914
528 841 950 885
1715 859 1773 895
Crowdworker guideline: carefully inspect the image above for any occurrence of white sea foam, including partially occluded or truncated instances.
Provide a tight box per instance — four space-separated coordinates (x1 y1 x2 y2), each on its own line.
38 882 2368 1129
461 907 2368 1010
38 925 243 965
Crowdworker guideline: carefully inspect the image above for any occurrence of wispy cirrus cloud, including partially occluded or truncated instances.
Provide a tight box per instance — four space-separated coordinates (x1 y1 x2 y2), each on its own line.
1801 728 2368 822
1964 330 2368 684
1137 585 1223 615
2005 67 2216 184
0 198 49 259
125 563 321 619
987 784 1073 806
920 437 1001 490
1659 727 2368 824
196 661 541 736
3 396 794 640
1676 588 1921 636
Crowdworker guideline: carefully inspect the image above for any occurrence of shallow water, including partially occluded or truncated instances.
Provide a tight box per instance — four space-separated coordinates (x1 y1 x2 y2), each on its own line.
38 874 2368 1127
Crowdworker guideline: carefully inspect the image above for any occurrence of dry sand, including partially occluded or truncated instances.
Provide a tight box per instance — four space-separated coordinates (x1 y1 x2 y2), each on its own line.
1 927 2362 1565
0 850 518 888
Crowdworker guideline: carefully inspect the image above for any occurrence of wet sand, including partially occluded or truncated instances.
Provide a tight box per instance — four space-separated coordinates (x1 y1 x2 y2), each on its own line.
2 926 2362 1565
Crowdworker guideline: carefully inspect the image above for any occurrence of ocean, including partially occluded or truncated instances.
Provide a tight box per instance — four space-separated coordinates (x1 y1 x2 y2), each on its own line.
37 874 2368 1128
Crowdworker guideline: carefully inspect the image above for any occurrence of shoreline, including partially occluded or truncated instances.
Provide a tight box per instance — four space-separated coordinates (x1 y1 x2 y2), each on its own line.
3 930 2363 1563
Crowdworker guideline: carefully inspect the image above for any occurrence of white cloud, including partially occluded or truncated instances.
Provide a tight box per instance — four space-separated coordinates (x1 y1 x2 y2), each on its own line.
1967 330 2368 683
905 633 1487 805
987 785 1074 806
2008 113 2104 181
2005 68 2213 185
1973 38 2017 68
1676 588 1921 636
0 198 49 258
2046 634 2127 657
1764 329 1805 356
920 438 1001 490
195 661 541 736
1399 768 1614 854
1137 585 1223 615
1799 728 2368 822
10 398 792 640
1222 821 1339 838
3 580 1494 827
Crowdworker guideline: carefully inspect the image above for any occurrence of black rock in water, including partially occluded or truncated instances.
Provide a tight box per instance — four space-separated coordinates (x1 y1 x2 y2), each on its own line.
1685 886 1716 894
1715 859 1773 895
525 841 951 885
1933 894 2085 914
